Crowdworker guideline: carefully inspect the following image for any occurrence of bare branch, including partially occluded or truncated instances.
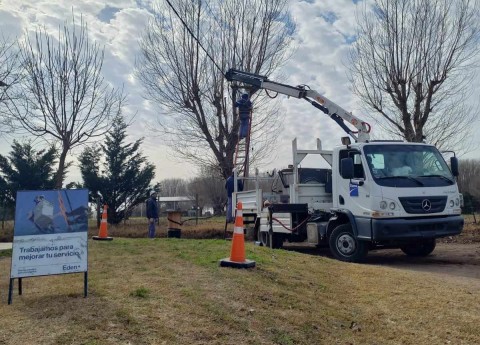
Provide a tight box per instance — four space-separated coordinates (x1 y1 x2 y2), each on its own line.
0 35 22 136
349 0 480 152
136 0 295 178
8 14 125 188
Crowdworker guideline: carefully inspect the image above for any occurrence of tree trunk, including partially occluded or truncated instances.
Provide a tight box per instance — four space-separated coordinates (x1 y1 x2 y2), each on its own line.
55 148 68 189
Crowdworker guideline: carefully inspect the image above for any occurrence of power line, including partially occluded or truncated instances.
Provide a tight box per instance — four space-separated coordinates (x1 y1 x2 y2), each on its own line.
164 0 224 74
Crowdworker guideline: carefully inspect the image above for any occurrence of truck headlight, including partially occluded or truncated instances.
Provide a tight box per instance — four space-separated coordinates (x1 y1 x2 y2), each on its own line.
389 202 396 210
380 201 387 209
450 200 454 207
455 198 460 206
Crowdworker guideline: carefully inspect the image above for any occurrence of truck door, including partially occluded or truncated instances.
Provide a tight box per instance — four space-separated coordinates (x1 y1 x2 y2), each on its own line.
335 149 371 217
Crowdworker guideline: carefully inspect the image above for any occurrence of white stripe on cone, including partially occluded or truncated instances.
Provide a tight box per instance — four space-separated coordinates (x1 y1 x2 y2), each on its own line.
234 210 243 234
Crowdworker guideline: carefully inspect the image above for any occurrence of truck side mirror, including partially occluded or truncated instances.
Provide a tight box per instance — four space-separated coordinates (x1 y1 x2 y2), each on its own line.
450 156 459 176
340 158 354 179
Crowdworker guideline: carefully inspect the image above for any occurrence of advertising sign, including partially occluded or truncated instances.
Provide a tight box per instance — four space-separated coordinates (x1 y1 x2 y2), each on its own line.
10 189 89 278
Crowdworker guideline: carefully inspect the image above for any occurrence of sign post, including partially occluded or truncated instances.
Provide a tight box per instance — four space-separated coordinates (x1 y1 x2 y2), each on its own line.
8 189 89 304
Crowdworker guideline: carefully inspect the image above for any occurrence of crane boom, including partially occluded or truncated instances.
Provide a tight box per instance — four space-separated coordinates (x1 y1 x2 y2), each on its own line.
225 68 371 142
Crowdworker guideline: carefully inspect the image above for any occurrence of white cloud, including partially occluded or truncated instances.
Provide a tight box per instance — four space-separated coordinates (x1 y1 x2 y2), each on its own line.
265 0 363 173
1 0 479 187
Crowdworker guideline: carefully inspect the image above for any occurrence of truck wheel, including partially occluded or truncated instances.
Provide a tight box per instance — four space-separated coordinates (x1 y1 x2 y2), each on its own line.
400 239 436 257
259 231 269 247
329 224 368 262
259 231 284 249
254 219 262 245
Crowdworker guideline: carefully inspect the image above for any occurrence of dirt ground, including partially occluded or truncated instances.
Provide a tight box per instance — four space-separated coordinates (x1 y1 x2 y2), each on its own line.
285 242 480 288
364 243 480 286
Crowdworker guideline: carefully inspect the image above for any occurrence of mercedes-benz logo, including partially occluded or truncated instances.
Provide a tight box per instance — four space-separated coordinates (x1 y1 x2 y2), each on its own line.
422 199 431 211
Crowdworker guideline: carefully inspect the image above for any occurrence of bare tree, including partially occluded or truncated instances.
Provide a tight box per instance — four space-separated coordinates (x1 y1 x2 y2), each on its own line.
0 36 21 134
457 158 480 212
160 178 188 197
349 0 480 151
188 167 226 215
457 159 480 196
8 15 125 188
137 0 295 178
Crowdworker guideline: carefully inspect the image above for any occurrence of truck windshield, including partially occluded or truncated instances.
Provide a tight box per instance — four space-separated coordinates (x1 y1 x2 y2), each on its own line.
363 144 454 187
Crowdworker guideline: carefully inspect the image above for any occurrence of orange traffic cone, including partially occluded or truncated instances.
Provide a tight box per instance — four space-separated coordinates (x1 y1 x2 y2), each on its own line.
220 202 255 268
93 205 113 241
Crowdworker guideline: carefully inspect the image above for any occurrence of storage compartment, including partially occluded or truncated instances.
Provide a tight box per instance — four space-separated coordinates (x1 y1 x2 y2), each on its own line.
306 222 328 244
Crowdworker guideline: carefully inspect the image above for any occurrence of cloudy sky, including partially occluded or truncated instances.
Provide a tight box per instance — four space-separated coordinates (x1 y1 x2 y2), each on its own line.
0 0 478 185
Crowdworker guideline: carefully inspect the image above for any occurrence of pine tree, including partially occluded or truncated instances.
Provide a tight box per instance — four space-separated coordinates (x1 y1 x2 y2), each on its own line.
79 115 155 224
0 140 57 209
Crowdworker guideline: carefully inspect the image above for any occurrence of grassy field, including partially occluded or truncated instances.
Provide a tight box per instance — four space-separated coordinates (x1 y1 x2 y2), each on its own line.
0 236 479 345
0 215 479 344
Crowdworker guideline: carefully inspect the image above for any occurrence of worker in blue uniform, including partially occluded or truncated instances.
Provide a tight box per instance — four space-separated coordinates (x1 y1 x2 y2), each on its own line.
235 93 252 139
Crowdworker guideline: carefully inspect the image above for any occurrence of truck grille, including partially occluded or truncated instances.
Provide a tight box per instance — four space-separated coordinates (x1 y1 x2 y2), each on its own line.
398 196 447 214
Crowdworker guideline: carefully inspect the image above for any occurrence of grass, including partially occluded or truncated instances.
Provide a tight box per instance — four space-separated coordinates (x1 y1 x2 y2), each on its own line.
0 237 479 344
446 214 480 243
130 287 150 299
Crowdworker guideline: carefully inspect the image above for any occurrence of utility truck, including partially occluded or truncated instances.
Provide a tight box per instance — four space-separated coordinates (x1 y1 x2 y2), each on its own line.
225 69 463 262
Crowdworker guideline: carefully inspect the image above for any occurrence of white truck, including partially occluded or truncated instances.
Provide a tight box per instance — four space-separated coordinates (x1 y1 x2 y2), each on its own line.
225 69 464 262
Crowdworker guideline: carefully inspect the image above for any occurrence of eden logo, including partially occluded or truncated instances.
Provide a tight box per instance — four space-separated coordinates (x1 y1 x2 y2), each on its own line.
349 183 359 197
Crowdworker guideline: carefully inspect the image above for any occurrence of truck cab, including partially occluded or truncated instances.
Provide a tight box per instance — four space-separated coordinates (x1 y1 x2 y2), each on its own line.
329 141 463 261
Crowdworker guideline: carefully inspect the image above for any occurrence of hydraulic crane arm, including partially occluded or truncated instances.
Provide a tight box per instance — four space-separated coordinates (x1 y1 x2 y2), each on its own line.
225 68 371 142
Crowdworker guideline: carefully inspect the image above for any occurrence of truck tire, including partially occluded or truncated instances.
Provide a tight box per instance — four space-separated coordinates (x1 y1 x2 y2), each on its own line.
272 233 284 249
400 239 436 257
254 219 261 245
259 231 284 249
259 230 269 247
329 224 368 262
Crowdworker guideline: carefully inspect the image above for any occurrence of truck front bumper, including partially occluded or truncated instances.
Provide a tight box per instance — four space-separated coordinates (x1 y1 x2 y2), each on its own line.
371 215 463 242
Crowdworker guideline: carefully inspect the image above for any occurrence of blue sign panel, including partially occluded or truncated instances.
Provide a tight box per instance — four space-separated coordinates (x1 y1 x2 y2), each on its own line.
10 189 89 278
